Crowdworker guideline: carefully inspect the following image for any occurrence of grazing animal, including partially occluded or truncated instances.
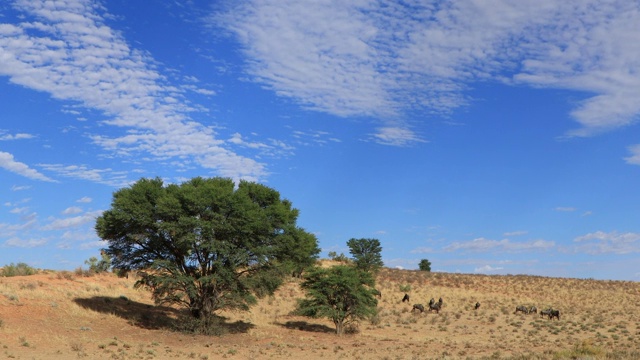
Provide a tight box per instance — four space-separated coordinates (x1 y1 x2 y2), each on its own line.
514 305 529 314
540 308 552 318
429 298 435 306
474 302 481 310
549 309 560 320
438 297 443 304
402 293 410 303
529 306 537 314
412 304 425 313
428 301 442 313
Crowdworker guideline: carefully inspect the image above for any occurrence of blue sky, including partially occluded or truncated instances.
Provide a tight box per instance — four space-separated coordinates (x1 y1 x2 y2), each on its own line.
1 0 639 281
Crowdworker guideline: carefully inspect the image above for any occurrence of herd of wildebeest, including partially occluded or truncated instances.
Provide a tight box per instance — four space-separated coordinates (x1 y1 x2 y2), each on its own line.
396 293 561 320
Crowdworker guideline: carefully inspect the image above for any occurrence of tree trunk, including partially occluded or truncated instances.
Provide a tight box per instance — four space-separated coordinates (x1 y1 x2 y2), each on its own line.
334 319 344 336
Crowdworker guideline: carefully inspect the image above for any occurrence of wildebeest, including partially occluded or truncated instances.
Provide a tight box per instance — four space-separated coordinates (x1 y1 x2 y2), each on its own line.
548 309 560 320
529 306 537 314
474 302 481 310
514 305 529 314
412 304 425 313
428 298 435 306
402 293 410 303
540 308 552 318
428 301 442 313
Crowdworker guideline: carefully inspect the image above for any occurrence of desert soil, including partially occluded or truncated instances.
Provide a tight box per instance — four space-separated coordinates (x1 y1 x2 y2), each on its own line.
1 265 639 359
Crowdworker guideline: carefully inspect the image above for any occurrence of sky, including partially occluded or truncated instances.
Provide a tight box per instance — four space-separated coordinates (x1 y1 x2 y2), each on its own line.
1 0 639 281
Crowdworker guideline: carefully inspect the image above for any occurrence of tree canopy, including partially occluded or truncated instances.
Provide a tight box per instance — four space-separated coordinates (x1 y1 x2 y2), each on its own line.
418 259 432 272
95 177 319 321
347 238 383 273
295 265 378 336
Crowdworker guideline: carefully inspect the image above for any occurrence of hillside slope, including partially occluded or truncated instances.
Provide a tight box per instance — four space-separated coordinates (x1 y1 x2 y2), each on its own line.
0 265 638 359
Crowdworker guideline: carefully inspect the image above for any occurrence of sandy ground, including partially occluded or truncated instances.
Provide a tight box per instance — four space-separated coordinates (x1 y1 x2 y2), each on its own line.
0 267 639 359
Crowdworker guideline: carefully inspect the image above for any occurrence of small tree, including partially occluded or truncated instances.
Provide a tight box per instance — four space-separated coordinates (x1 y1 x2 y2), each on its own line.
347 238 383 273
296 265 378 336
84 251 112 273
327 251 350 263
418 259 432 272
95 177 318 325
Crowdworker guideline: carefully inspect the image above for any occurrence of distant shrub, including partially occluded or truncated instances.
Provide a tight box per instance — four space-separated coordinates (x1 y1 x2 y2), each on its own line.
1 262 37 277
418 259 431 272
84 252 111 274
399 284 411 292
75 267 93 277
327 251 350 263
56 271 75 280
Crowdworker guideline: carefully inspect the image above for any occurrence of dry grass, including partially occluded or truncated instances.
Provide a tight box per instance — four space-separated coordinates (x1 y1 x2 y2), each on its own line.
0 263 638 359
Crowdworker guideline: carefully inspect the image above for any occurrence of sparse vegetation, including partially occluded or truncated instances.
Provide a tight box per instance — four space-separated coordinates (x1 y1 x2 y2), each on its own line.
1 262 37 277
0 261 637 358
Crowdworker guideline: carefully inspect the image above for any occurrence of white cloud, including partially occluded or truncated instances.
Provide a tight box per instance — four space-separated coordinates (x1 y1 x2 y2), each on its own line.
38 163 129 187
62 206 83 215
445 237 555 252
371 127 428 147
79 240 107 250
555 207 576 212
624 144 640 165
76 196 92 203
573 231 640 255
42 210 103 230
217 0 640 143
474 265 504 273
0 151 55 182
4 237 47 248
11 185 31 191
9 207 29 214
0 0 267 181
291 129 341 146
0 132 35 140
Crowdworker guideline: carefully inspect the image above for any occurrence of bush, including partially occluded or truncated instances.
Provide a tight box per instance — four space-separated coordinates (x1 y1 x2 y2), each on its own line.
1 263 37 277
84 253 111 274
327 251 350 263
418 259 431 272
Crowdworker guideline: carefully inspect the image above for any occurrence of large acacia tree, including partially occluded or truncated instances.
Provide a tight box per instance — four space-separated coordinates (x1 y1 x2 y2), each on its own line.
96 177 319 320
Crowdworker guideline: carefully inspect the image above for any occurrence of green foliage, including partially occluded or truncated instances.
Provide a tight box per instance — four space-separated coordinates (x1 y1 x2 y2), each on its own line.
276 227 320 278
327 251 350 263
295 265 378 336
95 177 318 322
1 262 37 277
418 259 432 272
346 238 383 273
84 252 112 273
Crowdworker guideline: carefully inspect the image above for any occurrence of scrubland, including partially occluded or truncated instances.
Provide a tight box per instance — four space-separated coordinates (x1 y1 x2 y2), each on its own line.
0 262 638 359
